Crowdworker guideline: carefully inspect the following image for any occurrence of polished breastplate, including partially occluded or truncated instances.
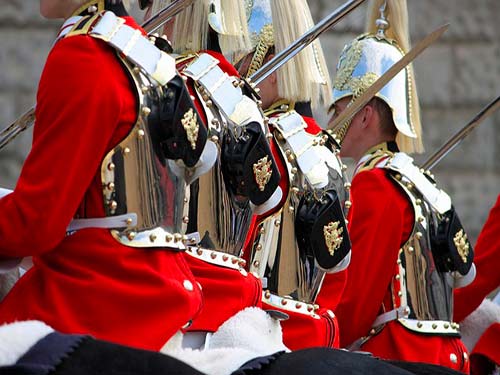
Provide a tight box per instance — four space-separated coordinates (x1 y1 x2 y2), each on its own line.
385 153 460 335
179 53 280 262
64 11 207 250
249 109 351 308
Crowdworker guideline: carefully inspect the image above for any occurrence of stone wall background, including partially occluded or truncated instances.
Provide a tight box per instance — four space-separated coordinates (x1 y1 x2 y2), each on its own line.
0 1 498 244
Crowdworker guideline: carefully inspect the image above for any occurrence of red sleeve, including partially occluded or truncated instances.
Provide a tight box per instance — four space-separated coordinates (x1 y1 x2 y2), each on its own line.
454 194 500 322
0 34 136 257
335 169 413 347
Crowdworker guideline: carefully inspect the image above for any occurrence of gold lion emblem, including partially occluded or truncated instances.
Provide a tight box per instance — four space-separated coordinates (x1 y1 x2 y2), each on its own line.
181 108 199 150
324 221 344 256
453 229 470 263
253 156 273 191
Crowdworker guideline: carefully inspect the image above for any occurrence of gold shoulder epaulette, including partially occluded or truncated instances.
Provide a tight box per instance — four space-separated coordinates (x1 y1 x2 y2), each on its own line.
64 14 100 38
176 53 200 67
264 99 294 118
357 150 394 174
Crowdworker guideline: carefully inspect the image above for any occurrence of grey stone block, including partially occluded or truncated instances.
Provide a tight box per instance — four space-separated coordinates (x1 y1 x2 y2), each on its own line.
413 45 454 107
0 29 56 91
452 44 500 105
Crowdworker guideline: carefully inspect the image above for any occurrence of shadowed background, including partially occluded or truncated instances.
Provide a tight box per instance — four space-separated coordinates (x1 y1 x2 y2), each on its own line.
0 0 498 244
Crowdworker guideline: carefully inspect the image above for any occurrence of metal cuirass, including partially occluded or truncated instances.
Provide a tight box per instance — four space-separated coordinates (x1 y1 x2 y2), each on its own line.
178 53 281 269
99 57 203 250
384 153 461 336
249 107 351 314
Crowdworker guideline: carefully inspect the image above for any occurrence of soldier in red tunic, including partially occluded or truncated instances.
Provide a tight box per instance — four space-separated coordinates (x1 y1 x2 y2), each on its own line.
454 195 500 374
0 0 206 351
147 0 283 348
236 0 352 350
321 0 475 372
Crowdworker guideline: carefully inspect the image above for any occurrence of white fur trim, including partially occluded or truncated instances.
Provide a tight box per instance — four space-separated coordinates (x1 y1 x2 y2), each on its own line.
460 299 500 352
0 321 54 366
161 307 288 375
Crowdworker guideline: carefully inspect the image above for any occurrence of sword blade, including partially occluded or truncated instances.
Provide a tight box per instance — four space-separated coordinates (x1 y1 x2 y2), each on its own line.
0 0 192 150
421 95 500 171
142 0 195 34
329 24 449 131
250 0 367 85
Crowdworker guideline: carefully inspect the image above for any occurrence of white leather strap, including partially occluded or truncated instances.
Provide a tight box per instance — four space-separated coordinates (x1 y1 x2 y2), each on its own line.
90 11 176 85
372 305 410 327
272 111 329 188
67 213 138 232
386 153 452 214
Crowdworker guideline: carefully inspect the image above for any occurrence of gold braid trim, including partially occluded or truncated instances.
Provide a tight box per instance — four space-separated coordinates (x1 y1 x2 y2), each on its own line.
246 23 274 78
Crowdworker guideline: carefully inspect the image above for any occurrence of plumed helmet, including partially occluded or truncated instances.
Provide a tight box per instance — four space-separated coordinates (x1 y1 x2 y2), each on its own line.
331 0 423 153
243 0 332 108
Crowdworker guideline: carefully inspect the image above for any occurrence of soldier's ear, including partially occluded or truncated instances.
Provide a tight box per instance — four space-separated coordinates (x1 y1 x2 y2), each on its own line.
360 103 375 129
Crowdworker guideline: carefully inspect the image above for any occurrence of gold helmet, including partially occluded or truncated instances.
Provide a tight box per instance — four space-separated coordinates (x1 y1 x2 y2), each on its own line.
243 0 332 108
150 0 251 59
331 0 423 153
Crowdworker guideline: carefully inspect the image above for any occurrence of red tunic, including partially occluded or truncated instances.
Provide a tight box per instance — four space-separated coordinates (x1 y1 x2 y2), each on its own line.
249 108 344 350
332 159 469 372
454 194 500 322
454 195 500 373
0 16 202 351
175 50 263 332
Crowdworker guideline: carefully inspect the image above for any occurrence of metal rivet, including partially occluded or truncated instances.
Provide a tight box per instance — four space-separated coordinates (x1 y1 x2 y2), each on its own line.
123 147 131 155
344 182 351 189
417 216 425 223
417 322 423 328
288 206 295 213
341 164 348 171
210 252 217 259
107 162 115 171
397 259 402 265
183 280 194 291
415 232 423 240
141 86 149 94
395 174 402 180
256 244 263 251
174 233 183 242
149 234 157 242
264 291 271 299
345 200 352 208
197 248 203 256
253 260 260 267
127 232 136 240
291 167 298 174
295 302 302 309
137 129 145 139
449 353 457 364
432 323 437 329
260 227 265 234
165 234 173 242
281 299 288 306
408 246 414 253
444 323 449 329
395 274 401 280
206 100 213 107
182 216 189 224
398 291 403 297
125 218 133 225
370 329 376 335
416 199 422 205
222 254 229 261
133 67 140 74
106 182 115 191
141 106 151 116
108 201 117 210
274 220 281 227
210 135 219 143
